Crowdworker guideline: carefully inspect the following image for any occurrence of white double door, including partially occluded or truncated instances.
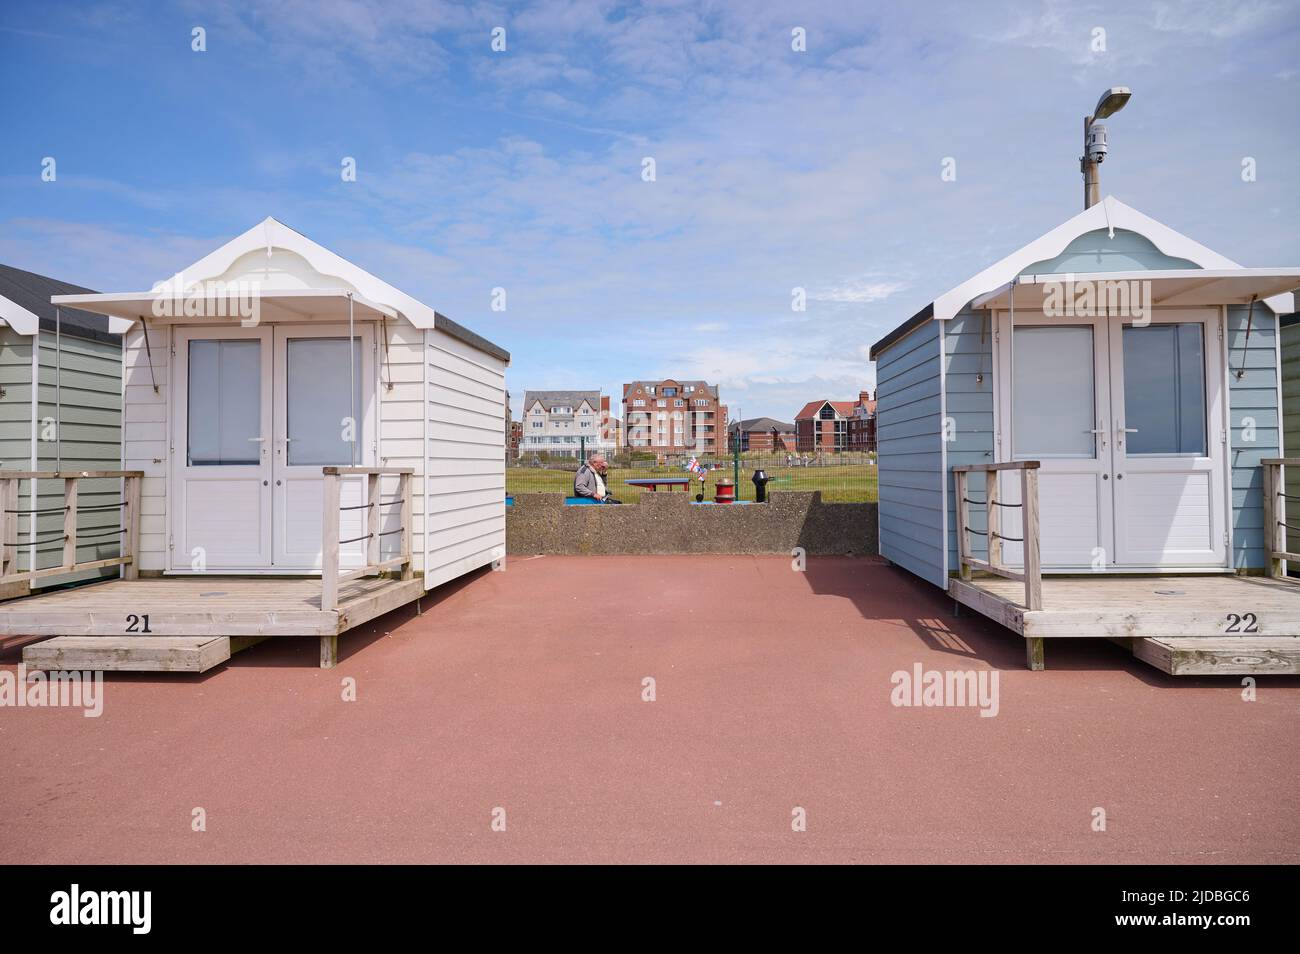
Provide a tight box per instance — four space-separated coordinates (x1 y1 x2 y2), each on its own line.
996 309 1227 571
171 325 374 572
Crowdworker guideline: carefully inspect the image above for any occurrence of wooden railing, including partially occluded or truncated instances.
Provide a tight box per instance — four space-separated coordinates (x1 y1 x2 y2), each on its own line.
953 461 1042 611
1261 458 1300 580
0 470 143 591
320 466 415 611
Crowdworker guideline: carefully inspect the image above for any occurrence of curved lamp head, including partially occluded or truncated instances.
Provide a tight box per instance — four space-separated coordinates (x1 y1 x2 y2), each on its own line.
1093 86 1132 119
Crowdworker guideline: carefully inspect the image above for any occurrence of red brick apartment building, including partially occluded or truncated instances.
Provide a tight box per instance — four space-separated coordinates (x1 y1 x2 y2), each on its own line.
622 380 727 455
729 417 795 453
795 390 876 453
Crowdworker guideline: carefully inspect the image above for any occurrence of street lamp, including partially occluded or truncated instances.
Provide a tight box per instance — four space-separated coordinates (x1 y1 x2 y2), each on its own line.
1081 86 1132 209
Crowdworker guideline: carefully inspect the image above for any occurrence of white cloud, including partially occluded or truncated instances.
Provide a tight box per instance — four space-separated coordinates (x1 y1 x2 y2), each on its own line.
813 279 909 304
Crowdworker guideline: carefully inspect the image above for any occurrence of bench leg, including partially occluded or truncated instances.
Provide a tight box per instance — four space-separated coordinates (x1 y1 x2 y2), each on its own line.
320 635 338 669
1025 637 1045 671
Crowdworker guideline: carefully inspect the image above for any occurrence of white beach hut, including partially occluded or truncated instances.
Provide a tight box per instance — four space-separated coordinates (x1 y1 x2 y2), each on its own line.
3 218 509 670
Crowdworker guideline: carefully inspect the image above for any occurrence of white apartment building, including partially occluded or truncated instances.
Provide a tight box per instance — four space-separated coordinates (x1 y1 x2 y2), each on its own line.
519 390 618 459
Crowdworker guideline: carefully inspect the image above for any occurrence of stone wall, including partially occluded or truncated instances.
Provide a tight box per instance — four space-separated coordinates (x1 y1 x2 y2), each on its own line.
506 492 877 555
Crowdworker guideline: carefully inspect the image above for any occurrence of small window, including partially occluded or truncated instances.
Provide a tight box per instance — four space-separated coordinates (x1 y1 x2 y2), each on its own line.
188 339 261 466
1122 323 1207 456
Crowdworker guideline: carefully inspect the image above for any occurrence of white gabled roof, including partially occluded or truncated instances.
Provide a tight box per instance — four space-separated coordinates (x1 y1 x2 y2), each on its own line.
46 217 510 361
973 267 1300 313
0 292 38 335
871 196 1299 359
53 217 440 334
933 196 1291 321
174 217 443 326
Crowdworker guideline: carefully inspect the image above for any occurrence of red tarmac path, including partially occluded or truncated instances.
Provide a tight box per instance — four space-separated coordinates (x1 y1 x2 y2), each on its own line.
1 555 1297 864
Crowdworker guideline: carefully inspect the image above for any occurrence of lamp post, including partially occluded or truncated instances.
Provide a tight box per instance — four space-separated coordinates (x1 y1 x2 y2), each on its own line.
1081 86 1132 209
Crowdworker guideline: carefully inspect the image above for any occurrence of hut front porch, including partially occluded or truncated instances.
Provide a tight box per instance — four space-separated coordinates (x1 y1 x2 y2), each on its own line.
2 575 427 669
1 465 423 670
950 573 1300 675
949 460 1300 674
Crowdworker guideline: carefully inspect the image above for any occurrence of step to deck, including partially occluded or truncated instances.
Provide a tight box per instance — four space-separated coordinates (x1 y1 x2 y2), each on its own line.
1133 637 1300 676
23 636 232 673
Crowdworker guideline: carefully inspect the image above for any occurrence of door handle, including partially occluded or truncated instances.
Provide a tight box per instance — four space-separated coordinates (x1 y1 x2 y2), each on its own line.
1088 420 1107 448
248 437 267 442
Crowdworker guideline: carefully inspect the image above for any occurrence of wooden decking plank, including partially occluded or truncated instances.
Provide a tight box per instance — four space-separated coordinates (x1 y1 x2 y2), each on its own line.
947 572 1300 671
23 636 232 672
336 579 426 633
1133 636 1300 676
950 574 1300 639
948 578 1026 634
0 574 423 638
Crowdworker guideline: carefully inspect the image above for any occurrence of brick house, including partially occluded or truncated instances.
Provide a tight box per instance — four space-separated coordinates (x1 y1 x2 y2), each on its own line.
729 416 795 453
848 390 877 452
795 390 876 453
622 379 727 455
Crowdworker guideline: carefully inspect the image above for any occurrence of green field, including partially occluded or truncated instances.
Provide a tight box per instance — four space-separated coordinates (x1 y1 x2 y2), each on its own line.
507 460 878 503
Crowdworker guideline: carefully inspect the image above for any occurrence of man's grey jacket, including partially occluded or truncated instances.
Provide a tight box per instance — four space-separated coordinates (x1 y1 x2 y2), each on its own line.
573 463 602 499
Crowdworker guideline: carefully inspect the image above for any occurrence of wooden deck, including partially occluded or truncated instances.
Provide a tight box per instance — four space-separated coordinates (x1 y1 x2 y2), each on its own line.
950 573 1300 673
0 576 425 669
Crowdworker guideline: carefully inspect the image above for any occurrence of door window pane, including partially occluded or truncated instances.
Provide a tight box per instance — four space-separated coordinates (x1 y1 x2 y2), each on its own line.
188 339 261 466
1122 323 1206 456
1012 325 1096 458
286 338 363 466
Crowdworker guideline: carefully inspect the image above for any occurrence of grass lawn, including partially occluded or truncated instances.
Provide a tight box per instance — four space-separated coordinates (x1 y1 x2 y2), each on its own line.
507 462 878 503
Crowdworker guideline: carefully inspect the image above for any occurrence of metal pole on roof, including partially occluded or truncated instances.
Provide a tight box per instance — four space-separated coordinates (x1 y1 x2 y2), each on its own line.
54 306 62 471
348 293 357 465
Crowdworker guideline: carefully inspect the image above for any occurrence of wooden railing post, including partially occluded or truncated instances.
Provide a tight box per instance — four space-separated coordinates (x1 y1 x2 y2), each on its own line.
951 461 1042 610
321 469 342 612
0 476 17 581
955 469 971 581
986 468 1002 569
1021 466 1042 611
399 471 414 581
1260 458 1300 580
122 473 141 580
1264 460 1282 579
319 466 416 612
1277 461 1287 579
0 470 143 589
61 476 78 573
365 472 381 571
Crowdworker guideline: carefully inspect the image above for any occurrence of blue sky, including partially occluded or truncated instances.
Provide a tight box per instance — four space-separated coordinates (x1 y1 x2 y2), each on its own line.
2 0 1298 421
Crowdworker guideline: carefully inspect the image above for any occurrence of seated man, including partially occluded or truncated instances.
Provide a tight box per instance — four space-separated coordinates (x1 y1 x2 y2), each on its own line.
573 454 620 503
